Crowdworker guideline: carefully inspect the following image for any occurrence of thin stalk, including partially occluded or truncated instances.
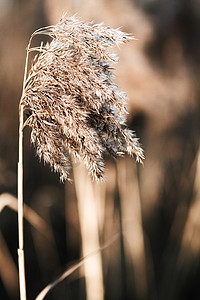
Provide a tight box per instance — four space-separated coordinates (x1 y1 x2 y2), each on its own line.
18 102 26 300
17 35 32 300
17 30 51 299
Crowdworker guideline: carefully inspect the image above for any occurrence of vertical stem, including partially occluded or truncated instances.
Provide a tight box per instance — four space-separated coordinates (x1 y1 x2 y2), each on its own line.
17 36 31 300
18 102 26 300
17 30 47 299
73 163 104 300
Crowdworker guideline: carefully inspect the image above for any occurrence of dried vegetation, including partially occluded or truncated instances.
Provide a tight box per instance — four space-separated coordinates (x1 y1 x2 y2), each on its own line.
22 15 144 182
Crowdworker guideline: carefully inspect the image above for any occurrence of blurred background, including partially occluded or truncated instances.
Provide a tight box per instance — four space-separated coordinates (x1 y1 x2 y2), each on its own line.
0 0 200 299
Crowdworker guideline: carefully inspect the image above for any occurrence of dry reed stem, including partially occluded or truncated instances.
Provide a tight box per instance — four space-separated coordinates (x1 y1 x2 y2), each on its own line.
178 146 200 264
17 28 37 299
117 158 147 298
73 163 104 300
18 84 26 300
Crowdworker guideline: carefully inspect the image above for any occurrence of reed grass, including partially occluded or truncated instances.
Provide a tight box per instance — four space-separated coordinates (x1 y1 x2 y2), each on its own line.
21 14 144 182
17 13 143 299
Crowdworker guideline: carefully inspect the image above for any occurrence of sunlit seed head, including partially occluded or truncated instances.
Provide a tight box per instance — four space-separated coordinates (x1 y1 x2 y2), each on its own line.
22 14 144 181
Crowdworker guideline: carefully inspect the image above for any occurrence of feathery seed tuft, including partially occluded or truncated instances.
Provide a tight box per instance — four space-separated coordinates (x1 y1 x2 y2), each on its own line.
22 15 144 181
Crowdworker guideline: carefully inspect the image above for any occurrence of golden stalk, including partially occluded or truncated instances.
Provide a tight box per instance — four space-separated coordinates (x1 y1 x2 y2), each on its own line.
17 35 33 300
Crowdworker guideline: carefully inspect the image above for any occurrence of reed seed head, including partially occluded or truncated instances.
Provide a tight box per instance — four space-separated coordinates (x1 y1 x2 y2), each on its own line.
22 14 144 182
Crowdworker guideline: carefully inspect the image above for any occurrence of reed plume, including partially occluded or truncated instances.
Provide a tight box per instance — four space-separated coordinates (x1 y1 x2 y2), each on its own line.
22 14 144 181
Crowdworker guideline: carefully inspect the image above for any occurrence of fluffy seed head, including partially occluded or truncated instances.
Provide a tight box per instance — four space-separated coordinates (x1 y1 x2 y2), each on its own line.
22 14 144 181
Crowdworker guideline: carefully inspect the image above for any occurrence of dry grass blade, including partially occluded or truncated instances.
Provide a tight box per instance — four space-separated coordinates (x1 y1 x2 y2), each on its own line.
0 232 18 297
22 14 144 182
35 233 120 300
0 193 53 241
